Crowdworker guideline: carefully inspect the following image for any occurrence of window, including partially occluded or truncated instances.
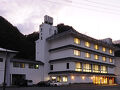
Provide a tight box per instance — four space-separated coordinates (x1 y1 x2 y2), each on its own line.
29 64 34 68
85 41 90 47
74 50 80 56
75 62 82 71
29 64 39 69
101 66 107 73
40 28 42 32
0 58 3 62
109 49 113 54
35 64 39 69
83 63 91 72
63 76 67 82
13 62 19 67
102 47 106 52
94 44 99 50
54 30 57 34
93 64 100 73
74 38 80 44
66 63 69 69
109 58 113 63
102 56 106 62
94 55 99 60
20 63 25 68
13 62 25 68
41 37 43 40
50 65 53 70
85 52 91 58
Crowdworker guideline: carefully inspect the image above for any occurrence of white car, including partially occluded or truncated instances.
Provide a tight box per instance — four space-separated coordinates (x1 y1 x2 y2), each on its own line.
50 81 62 86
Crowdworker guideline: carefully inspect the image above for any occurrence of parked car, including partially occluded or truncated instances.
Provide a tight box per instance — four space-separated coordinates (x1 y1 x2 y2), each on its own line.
16 79 33 86
36 81 51 87
50 81 62 86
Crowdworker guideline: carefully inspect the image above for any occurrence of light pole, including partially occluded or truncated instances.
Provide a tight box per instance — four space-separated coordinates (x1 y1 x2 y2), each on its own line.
3 49 8 90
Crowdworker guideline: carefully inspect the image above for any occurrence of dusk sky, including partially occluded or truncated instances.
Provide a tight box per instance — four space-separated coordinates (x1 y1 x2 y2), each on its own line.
0 0 120 41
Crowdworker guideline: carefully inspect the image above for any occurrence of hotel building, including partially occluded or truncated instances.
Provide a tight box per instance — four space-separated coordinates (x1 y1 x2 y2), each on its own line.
36 15 116 84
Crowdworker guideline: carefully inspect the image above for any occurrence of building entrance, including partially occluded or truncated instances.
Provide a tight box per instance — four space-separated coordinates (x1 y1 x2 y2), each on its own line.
12 74 26 85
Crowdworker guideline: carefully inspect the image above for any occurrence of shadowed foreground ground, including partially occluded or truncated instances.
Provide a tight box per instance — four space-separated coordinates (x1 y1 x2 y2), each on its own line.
0 84 120 90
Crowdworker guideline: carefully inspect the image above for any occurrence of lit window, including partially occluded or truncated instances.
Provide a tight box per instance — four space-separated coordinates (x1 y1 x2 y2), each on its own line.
51 76 56 80
85 52 91 58
109 58 113 63
74 38 80 44
57 76 62 82
94 55 99 60
13 62 25 68
29 64 39 69
63 76 67 82
20 63 25 68
83 63 91 72
109 49 113 54
94 44 99 50
102 47 106 52
85 41 90 47
71 76 75 80
93 64 100 73
35 65 39 69
74 50 80 56
102 56 106 62
75 62 82 71
82 76 85 80
101 66 107 73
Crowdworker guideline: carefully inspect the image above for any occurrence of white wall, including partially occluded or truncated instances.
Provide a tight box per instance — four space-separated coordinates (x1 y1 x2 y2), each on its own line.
50 62 75 72
10 63 44 84
115 57 120 84
49 35 73 49
0 53 5 85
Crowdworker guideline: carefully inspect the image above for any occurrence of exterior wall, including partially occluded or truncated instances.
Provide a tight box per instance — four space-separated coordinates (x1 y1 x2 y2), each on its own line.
50 62 75 72
108 67 114 74
10 62 44 84
36 23 57 81
115 57 120 84
0 52 16 86
0 53 5 85
50 49 73 60
50 48 114 68
68 75 93 84
49 35 73 49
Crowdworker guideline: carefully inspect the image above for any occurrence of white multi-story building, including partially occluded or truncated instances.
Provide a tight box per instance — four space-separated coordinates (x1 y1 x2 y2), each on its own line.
36 15 116 84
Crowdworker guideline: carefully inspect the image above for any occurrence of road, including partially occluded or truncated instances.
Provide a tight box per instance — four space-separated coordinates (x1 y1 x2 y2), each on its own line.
0 85 120 90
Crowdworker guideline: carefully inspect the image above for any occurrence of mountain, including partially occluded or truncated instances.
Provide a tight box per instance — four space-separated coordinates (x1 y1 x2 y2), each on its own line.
0 16 39 60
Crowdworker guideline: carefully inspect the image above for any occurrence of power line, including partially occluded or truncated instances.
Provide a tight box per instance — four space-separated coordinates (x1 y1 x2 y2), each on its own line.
71 0 120 12
60 0 120 13
44 0 120 15
82 0 120 9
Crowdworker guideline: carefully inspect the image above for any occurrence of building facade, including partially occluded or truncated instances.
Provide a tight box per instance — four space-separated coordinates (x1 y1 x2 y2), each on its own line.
0 48 44 86
36 15 116 84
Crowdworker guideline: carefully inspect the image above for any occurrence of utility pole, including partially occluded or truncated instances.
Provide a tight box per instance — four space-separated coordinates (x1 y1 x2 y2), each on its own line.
3 49 8 90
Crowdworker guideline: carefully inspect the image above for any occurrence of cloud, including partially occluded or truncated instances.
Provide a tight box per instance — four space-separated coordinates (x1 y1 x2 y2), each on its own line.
0 0 66 34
